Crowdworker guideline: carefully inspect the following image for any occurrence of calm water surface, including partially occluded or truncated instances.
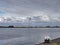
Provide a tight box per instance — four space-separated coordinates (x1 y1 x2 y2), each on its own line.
0 28 60 45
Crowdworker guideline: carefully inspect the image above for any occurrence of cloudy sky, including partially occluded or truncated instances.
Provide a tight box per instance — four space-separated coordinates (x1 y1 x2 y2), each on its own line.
0 0 60 23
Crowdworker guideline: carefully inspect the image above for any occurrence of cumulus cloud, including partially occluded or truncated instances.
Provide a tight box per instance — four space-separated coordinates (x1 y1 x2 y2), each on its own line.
0 0 59 22
0 15 60 23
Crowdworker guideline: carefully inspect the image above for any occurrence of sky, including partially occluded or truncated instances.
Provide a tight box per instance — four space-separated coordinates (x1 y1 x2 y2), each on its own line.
0 0 60 24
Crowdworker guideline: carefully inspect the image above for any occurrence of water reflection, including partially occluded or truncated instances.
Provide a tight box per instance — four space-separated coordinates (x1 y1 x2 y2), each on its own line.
0 28 59 45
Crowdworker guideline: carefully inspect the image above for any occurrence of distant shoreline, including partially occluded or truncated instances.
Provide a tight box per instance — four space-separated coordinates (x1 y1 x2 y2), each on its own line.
0 27 60 28
0 25 60 28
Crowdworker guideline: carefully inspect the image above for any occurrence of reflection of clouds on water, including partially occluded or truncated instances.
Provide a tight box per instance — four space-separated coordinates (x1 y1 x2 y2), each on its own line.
0 28 60 45
0 41 4 45
0 37 34 45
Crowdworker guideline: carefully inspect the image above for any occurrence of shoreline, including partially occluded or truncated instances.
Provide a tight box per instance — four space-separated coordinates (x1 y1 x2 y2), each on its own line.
0 27 60 28
36 38 60 45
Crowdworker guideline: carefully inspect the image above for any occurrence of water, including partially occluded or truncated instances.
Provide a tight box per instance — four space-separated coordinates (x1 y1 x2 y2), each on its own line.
0 28 60 45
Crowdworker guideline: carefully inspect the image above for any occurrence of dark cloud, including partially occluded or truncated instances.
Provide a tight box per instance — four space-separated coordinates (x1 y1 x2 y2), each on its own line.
0 0 60 16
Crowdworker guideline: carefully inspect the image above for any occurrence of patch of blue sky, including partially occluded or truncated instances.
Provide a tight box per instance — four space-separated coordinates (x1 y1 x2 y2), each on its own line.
0 11 6 15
